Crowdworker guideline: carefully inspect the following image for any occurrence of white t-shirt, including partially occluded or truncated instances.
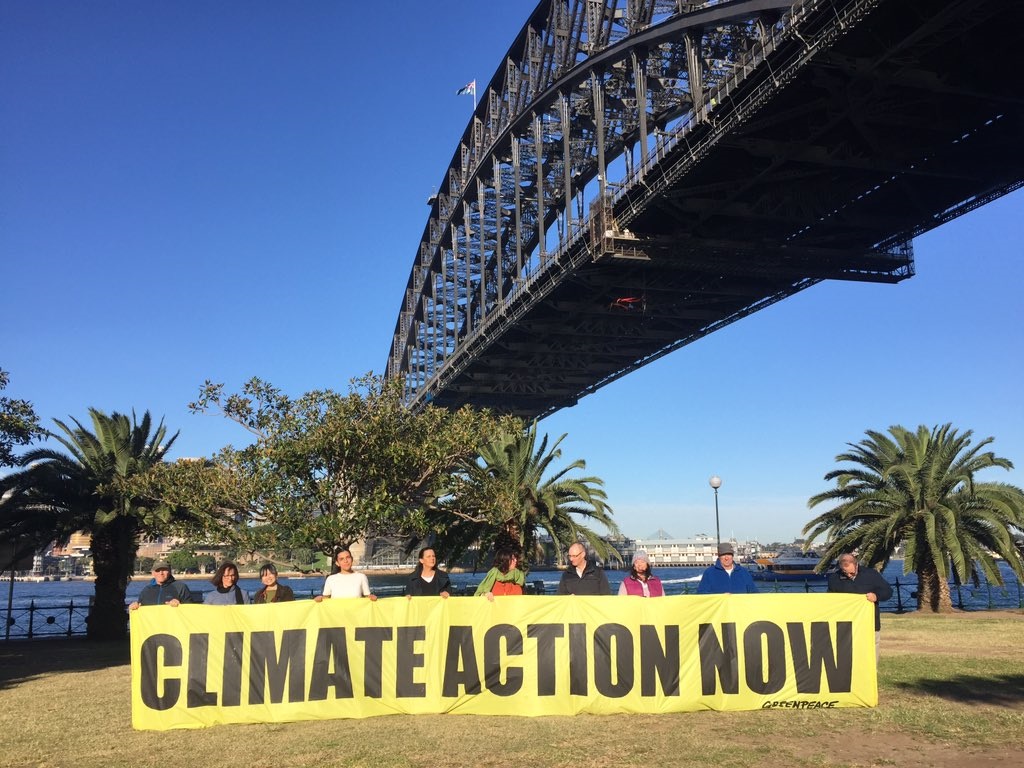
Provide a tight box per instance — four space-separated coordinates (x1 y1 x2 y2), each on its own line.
322 571 372 598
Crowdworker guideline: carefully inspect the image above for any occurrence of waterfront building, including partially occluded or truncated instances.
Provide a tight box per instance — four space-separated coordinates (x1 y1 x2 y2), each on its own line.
634 533 760 567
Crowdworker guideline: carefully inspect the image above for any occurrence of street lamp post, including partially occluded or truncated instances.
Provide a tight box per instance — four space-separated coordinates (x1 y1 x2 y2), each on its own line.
709 475 722 549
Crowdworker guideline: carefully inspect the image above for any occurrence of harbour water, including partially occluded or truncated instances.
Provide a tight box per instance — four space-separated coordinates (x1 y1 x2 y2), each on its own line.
3 560 1021 640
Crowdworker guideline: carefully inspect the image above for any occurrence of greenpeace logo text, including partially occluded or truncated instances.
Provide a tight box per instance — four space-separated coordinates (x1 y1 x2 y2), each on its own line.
762 700 838 709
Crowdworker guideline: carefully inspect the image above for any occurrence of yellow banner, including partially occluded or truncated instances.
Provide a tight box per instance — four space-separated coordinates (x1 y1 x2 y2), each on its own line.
130 594 876 729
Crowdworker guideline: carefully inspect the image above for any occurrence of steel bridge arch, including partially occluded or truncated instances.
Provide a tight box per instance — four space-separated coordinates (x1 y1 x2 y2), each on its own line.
389 1 800 399
388 0 1023 416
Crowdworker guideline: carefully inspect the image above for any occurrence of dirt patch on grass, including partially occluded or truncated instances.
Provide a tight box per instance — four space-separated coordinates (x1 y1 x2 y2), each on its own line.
799 729 1023 767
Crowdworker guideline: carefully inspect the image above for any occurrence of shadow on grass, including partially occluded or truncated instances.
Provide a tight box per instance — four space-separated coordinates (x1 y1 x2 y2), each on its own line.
0 638 130 691
894 674 1024 706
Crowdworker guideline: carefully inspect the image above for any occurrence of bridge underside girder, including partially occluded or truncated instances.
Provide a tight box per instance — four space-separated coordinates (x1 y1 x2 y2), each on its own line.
394 0 1024 418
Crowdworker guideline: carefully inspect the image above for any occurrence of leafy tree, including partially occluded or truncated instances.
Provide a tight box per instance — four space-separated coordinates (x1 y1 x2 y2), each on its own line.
0 368 43 468
136 556 155 574
166 550 198 573
196 554 217 573
437 421 620 569
0 409 230 640
163 374 519 555
804 424 1024 612
289 547 316 567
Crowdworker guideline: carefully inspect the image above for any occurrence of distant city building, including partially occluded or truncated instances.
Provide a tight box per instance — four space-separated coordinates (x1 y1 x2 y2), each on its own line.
602 534 637 567
634 534 760 567
358 537 415 569
50 531 91 557
136 535 185 560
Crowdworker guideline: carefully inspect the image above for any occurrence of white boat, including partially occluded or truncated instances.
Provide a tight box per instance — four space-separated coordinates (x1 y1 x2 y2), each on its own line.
752 550 828 581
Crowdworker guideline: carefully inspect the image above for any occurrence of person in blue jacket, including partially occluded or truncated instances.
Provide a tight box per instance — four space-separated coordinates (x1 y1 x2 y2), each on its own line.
697 542 757 594
129 561 193 610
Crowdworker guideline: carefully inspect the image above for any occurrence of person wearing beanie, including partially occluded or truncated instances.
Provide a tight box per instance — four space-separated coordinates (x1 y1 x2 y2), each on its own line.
618 550 664 597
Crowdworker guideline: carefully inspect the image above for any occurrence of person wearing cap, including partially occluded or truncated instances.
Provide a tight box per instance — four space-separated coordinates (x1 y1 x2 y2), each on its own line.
129 561 193 610
557 543 611 595
697 542 757 594
618 550 664 597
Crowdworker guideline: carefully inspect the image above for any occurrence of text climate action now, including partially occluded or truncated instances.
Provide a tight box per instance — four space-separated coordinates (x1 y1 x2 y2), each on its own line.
130 593 877 729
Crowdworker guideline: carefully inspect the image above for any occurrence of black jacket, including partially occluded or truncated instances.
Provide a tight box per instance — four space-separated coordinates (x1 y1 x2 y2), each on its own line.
405 570 452 596
557 561 611 595
827 566 893 631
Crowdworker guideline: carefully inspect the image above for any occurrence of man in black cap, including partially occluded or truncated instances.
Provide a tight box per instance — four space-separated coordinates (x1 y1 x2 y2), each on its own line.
697 542 757 594
129 561 193 610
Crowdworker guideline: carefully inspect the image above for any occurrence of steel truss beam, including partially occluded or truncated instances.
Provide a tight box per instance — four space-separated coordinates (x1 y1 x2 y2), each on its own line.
387 0 1024 417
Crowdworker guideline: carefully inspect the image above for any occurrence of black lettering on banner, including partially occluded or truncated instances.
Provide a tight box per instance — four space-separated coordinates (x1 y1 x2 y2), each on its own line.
568 623 588 696
222 632 244 707
308 627 354 701
248 629 307 705
787 621 853 694
484 624 523 696
442 626 481 697
743 621 786 695
187 633 217 708
640 625 680 696
593 624 634 698
699 623 738 695
140 634 182 711
397 626 427 698
527 623 564 696
355 627 392 699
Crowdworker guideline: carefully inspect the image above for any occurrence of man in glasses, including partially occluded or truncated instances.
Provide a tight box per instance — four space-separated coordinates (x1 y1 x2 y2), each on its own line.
557 543 611 595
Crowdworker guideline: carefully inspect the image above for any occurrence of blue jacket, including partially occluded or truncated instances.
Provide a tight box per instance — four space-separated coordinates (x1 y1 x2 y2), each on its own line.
697 560 757 594
137 576 194 606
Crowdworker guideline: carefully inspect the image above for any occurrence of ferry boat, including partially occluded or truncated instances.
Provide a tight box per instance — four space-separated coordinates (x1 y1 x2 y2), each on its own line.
752 549 828 582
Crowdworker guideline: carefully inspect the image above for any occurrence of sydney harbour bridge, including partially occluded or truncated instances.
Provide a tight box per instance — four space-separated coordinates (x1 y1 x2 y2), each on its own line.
387 0 1023 417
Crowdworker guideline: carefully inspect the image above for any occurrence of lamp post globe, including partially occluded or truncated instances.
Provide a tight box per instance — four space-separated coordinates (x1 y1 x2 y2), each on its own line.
709 475 722 549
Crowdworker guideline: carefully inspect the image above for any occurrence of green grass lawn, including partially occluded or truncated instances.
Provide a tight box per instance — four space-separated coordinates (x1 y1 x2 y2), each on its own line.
1 611 1021 768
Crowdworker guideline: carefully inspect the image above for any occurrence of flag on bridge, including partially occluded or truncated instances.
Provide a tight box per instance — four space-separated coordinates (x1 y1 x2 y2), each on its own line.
456 79 476 96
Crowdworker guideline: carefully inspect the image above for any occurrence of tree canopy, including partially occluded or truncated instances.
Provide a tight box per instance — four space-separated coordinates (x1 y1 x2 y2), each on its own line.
804 423 1024 612
0 368 43 468
140 374 521 556
0 409 219 639
435 421 620 568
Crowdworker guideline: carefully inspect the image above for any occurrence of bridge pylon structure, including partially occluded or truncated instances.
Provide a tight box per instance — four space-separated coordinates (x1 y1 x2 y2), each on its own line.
387 0 1024 418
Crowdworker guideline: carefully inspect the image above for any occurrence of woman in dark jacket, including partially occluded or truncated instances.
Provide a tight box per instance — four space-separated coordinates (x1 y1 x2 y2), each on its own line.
404 546 452 597
253 563 295 603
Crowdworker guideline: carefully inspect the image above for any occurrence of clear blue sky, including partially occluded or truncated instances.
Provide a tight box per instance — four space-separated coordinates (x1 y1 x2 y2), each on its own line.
3 1 1022 544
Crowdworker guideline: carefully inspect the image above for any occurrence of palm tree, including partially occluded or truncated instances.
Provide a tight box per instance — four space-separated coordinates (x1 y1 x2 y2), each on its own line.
804 424 1024 612
1 410 179 640
444 422 620 568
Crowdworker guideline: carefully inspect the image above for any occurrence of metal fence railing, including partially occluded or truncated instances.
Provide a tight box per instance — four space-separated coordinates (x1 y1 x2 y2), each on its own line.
4 576 1020 642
